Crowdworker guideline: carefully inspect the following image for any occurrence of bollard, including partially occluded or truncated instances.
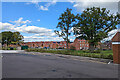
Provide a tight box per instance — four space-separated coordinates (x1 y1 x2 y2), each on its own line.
112 32 120 64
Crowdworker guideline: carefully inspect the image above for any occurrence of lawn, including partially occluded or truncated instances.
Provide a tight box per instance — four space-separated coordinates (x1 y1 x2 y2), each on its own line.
25 48 113 60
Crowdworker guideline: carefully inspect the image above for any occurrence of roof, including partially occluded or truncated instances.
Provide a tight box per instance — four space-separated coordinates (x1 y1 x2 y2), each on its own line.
112 32 120 42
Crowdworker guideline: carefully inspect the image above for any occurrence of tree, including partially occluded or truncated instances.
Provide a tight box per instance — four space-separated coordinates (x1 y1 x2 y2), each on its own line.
11 32 24 46
1 31 24 46
74 7 120 51
54 8 76 49
1 31 13 46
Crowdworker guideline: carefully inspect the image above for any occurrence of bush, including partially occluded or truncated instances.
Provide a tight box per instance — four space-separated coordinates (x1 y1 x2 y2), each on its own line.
13 48 17 50
7 48 10 50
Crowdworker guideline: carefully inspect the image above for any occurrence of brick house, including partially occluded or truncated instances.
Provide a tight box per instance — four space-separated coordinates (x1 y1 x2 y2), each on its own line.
22 38 102 50
59 41 71 49
100 41 112 50
71 38 89 50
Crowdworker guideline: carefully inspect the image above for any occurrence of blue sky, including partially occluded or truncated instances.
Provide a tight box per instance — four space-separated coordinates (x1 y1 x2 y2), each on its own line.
1 1 119 42
2 2 79 42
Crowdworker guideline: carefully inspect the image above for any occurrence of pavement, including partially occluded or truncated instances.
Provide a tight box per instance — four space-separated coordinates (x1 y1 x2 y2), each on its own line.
0 50 25 53
2 51 119 78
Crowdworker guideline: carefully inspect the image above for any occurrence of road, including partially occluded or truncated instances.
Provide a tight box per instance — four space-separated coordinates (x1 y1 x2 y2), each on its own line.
2 53 118 78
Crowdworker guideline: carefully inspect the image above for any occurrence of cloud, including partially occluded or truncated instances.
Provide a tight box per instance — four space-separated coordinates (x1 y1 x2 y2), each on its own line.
24 35 64 42
39 6 48 10
14 25 52 34
0 22 15 31
102 29 119 41
72 1 118 14
39 0 57 11
35 32 56 37
10 17 31 26
1 18 52 34
69 0 119 2
27 0 57 11
68 0 75 3
37 19 40 22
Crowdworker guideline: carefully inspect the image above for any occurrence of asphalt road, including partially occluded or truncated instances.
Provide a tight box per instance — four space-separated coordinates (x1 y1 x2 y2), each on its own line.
2 53 118 78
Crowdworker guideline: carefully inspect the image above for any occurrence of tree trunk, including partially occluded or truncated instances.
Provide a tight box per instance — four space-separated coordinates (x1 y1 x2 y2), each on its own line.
67 40 68 49
89 43 95 52
66 24 69 50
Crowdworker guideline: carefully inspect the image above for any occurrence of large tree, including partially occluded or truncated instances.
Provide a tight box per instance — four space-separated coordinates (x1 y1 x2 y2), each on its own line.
1 31 13 46
1 31 24 46
74 7 120 51
54 8 76 49
11 32 24 46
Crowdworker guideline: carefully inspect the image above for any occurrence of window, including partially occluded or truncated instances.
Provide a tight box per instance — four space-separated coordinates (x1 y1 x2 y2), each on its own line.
80 44 81 46
80 47 82 49
80 41 81 43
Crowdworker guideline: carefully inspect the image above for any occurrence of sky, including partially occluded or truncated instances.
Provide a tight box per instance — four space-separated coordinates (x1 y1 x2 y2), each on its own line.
1 0 120 42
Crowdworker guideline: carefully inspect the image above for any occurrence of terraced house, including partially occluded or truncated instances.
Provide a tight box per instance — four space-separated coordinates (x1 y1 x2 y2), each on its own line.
21 38 91 50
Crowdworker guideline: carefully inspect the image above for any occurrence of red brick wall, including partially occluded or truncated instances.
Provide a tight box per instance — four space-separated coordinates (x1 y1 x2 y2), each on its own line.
112 44 120 64
23 39 90 50
71 38 89 50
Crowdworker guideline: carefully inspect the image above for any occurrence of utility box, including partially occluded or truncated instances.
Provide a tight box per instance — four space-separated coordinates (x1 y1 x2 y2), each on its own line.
21 46 28 50
112 32 120 64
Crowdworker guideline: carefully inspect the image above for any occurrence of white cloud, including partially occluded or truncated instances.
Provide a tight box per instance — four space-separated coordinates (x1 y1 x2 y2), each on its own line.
68 0 119 2
31 0 39 4
0 22 15 31
35 32 56 37
27 0 57 11
102 29 119 41
39 6 48 11
13 25 52 34
68 0 75 3
72 1 118 14
10 17 31 26
0 18 52 34
39 0 57 11
24 35 64 42
37 19 40 21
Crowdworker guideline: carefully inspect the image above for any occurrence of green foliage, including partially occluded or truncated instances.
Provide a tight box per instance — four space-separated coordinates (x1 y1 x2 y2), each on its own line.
54 8 76 49
1 31 24 46
11 32 24 45
2 47 17 50
1 31 13 45
74 7 120 51
25 49 113 60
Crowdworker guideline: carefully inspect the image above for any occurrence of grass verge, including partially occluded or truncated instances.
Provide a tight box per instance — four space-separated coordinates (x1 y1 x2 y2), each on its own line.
25 48 113 60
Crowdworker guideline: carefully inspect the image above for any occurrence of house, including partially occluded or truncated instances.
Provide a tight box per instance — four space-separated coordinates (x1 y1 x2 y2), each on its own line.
21 38 103 50
101 41 112 50
71 38 89 50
